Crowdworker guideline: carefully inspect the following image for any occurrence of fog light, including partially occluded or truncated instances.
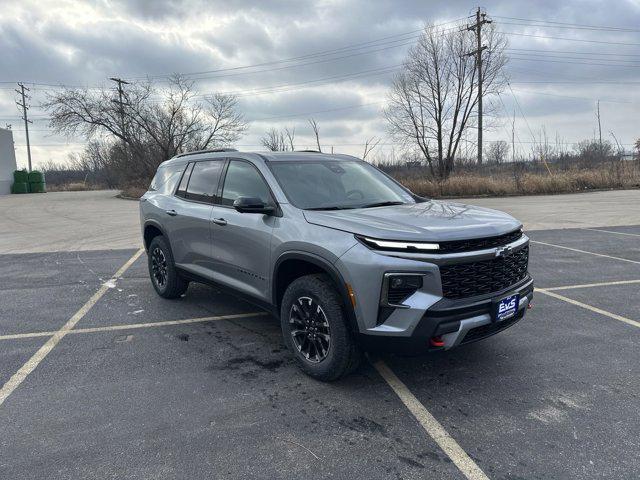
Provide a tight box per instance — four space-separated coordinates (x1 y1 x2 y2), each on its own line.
381 273 423 307
389 275 422 291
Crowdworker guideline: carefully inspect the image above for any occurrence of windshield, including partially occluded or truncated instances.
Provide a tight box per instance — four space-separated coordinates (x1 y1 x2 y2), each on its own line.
269 160 417 210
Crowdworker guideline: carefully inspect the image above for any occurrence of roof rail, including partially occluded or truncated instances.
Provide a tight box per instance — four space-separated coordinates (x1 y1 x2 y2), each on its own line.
175 148 238 158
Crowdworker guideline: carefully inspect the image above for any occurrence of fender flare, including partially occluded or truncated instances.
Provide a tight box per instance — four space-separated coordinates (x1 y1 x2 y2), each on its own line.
143 220 171 251
272 251 358 332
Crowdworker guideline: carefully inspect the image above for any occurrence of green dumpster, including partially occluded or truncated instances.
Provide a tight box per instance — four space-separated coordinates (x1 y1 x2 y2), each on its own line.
27 171 46 193
11 182 29 194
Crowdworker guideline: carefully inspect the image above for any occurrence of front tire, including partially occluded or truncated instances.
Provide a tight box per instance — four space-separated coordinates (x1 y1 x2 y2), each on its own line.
280 274 362 381
148 236 189 299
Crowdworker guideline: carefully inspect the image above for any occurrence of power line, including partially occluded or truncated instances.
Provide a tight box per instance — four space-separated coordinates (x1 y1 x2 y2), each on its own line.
250 101 385 122
125 18 465 81
498 21 640 33
510 88 638 105
493 16 640 33
510 80 640 84
204 65 401 98
508 55 640 68
506 48 640 57
499 30 640 46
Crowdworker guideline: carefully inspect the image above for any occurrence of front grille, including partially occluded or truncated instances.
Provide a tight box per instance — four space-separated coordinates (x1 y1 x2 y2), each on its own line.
461 309 525 344
437 229 523 254
440 246 529 299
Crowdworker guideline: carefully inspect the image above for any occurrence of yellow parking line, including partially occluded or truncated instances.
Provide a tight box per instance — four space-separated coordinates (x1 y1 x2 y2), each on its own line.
536 289 640 329
541 279 640 291
530 240 640 265
373 360 490 480
0 248 144 408
0 312 270 341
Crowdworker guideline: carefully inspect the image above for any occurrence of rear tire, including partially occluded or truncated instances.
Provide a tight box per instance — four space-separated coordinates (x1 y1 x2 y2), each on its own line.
148 236 189 299
280 274 362 381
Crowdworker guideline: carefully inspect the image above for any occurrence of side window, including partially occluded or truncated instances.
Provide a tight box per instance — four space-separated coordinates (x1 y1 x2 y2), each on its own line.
150 164 185 194
185 160 224 203
220 160 272 206
175 162 194 198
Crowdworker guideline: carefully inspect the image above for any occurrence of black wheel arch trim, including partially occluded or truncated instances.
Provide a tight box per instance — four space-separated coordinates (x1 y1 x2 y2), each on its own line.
273 251 359 333
143 219 171 251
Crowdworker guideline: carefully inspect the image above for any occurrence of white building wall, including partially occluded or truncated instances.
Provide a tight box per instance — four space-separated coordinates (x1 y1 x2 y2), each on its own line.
0 128 17 195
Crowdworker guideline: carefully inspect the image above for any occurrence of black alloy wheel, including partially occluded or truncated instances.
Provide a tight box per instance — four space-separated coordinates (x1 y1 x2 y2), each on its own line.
289 296 331 363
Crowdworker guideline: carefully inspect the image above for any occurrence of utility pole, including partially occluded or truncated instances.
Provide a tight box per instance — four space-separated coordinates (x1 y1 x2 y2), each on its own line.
467 7 492 166
596 100 603 157
511 110 516 162
15 83 33 172
109 77 130 139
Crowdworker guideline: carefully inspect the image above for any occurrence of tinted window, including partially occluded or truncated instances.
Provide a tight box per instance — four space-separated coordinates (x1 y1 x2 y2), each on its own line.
150 164 185 194
185 160 224 202
176 162 194 198
220 160 272 206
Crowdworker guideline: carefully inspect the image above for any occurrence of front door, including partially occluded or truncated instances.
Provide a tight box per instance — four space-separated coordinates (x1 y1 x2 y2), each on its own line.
210 159 276 302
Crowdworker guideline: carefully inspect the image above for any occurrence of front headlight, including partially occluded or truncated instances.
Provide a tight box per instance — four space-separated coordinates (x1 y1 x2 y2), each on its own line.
357 236 440 252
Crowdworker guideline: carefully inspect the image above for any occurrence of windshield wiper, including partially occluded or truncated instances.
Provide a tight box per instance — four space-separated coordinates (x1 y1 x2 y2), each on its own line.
305 206 354 211
358 201 405 209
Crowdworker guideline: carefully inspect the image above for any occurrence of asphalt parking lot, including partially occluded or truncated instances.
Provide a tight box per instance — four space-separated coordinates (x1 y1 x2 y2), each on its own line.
1 209 639 478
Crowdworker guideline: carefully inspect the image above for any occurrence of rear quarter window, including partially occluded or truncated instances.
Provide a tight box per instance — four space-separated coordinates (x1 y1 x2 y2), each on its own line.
149 164 186 194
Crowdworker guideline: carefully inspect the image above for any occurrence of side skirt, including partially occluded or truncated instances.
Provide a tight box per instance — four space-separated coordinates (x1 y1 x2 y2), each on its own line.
176 267 279 317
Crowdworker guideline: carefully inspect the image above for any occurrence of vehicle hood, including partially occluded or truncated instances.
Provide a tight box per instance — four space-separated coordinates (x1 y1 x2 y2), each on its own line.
302 200 522 241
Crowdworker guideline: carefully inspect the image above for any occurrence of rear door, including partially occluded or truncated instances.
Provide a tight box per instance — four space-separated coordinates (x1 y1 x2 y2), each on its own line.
210 159 277 301
166 159 224 278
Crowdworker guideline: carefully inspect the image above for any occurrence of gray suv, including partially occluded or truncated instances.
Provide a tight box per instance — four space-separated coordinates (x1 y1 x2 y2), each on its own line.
140 149 533 380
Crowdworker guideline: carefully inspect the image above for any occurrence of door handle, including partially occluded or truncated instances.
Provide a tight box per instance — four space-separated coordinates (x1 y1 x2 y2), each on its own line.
212 217 227 226
165 209 178 216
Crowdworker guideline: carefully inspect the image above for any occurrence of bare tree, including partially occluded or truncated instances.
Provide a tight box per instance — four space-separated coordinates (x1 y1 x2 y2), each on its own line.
42 76 247 181
285 127 296 151
635 138 640 159
362 136 381 160
385 23 507 179
308 118 322 152
575 138 614 165
260 126 296 151
484 140 509 164
261 128 287 151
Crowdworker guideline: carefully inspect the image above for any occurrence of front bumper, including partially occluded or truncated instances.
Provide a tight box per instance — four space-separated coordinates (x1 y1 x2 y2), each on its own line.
358 276 534 354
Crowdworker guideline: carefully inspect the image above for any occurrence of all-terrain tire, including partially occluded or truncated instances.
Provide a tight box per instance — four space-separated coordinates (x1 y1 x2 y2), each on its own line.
148 236 189 299
280 274 363 381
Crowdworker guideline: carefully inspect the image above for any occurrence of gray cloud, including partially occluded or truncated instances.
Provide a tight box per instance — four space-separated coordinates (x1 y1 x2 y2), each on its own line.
1 0 639 168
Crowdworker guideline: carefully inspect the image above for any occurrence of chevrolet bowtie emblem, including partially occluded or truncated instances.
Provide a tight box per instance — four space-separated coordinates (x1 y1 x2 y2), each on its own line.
495 245 514 258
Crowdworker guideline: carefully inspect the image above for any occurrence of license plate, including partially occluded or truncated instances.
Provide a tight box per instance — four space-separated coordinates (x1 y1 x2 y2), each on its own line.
494 294 519 322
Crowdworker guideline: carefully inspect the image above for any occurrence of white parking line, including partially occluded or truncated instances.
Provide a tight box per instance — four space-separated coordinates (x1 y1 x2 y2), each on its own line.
542 279 640 292
530 240 640 265
536 289 640 329
0 248 144 408
0 312 269 341
373 360 489 480
583 228 640 238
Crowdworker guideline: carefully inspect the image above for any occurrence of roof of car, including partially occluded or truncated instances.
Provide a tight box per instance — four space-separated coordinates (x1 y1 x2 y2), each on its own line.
161 150 361 167
258 151 360 162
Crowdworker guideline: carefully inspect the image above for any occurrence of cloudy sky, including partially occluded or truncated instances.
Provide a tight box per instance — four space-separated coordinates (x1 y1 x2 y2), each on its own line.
1 0 639 168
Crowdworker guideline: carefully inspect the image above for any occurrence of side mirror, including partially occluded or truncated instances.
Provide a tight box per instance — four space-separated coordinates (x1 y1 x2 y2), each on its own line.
233 196 275 215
